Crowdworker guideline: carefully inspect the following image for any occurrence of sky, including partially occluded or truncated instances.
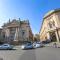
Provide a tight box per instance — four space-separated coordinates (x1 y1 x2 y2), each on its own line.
0 0 60 34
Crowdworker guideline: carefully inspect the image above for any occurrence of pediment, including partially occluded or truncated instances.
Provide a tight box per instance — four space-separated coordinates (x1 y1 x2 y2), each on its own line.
4 20 20 28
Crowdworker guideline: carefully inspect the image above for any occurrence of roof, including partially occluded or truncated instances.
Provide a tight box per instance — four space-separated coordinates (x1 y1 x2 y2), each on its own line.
43 8 60 19
2 19 30 28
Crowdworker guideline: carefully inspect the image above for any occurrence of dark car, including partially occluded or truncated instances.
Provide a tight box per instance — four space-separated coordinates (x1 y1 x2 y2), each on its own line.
21 43 33 50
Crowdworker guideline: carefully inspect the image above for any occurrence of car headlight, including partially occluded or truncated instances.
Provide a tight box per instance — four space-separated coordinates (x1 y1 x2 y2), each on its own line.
21 46 25 48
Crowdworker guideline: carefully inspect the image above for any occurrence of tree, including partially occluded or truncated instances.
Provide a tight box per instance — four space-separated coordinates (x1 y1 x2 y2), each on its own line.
0 35 4 44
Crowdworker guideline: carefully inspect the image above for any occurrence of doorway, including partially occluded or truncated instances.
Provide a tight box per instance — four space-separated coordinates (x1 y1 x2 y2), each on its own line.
49 32 57 42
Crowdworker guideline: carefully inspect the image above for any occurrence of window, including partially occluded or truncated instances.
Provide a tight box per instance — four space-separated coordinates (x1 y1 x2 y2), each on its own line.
49 22 52 28
52 21 55 26
10 28 16 34
22 31 25 35
48 21 55 28
22 30 25 36
10 28 16 32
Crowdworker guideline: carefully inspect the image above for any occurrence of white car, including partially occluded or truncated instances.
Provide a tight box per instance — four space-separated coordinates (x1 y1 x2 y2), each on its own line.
33 42 44 48
0 44 14 50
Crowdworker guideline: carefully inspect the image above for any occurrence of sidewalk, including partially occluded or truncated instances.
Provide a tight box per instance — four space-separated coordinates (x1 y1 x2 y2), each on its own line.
45 42 60 47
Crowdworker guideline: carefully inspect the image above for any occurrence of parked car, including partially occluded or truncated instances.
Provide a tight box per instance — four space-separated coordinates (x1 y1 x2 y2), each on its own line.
0 43 14 50
42 40 51 44
33 42 44 48
21 43 33 50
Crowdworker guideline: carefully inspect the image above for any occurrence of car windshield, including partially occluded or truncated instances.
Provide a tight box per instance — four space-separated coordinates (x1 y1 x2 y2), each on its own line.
26 43 32 45
3 45 8 46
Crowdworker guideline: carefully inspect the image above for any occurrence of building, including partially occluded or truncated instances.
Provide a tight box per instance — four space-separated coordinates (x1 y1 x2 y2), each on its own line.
1 19 33 44
33 34 40 42
39 8 60 43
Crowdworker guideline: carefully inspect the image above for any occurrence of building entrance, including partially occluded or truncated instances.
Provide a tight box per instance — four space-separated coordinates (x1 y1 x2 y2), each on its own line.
49 32 57 42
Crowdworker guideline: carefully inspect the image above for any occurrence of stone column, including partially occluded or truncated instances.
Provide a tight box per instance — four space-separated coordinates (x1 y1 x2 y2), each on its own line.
5 29 10 43
5 29 10 37
47 32 50 41
55 31 59 42
14 28 18 41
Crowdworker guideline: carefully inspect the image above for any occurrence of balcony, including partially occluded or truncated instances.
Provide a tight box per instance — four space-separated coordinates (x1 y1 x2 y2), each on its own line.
47 26 60 32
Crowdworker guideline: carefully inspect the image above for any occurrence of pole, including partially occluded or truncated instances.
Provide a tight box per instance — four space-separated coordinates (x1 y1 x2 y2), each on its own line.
19 18 21 43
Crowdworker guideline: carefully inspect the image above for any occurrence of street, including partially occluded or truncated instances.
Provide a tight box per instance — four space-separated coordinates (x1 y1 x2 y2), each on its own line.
0 46 60 60
0 46 26 60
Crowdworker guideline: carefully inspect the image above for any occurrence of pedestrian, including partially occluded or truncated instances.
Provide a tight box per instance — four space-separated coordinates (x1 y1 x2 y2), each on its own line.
53 43 57 48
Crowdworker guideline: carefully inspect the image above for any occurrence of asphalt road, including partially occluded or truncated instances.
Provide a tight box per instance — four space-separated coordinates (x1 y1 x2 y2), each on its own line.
0 46 26 60
20 49 36 60
0 46 60 60
35 47 60 60
20 47 60 60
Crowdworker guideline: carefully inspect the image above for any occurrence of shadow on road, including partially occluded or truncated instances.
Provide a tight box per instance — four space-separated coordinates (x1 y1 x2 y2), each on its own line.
23 48 35 50
0 49 17 50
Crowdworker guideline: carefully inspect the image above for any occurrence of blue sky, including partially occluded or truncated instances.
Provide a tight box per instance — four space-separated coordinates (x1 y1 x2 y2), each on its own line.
0 0 60 34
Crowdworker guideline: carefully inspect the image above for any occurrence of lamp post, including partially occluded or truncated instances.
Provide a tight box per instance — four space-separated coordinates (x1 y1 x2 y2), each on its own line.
18 18 21 43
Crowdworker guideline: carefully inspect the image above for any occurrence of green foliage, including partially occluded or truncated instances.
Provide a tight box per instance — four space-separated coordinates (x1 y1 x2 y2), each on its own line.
0 35 4 42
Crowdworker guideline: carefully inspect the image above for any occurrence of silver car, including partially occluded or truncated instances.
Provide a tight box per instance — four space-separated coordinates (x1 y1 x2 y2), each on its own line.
21 43 33 50
33 42 44 48
0 44 14 50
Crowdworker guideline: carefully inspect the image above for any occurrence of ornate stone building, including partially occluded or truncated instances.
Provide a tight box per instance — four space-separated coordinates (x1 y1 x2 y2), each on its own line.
1 19 33 44
39 9 60 43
